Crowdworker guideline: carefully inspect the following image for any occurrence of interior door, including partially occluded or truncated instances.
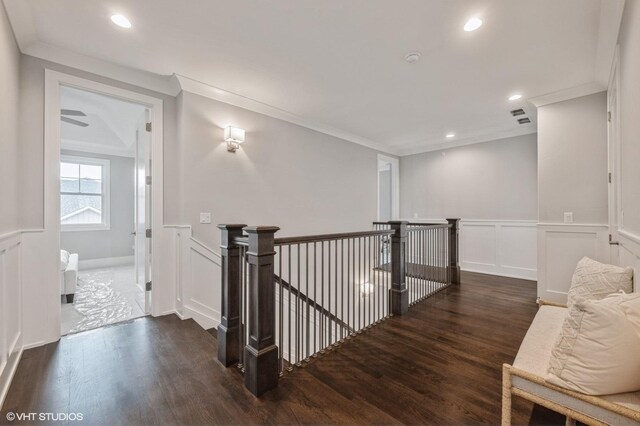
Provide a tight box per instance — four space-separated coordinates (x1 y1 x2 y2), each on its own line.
135 109 152 313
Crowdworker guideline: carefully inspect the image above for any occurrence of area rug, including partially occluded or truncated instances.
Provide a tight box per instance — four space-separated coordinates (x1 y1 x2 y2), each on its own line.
69 270 133 334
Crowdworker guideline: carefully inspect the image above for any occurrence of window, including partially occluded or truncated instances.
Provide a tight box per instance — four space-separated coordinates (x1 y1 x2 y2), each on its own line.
60 156 110 231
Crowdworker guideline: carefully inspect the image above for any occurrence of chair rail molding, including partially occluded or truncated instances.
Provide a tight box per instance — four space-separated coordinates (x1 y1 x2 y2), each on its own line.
537 222 610 303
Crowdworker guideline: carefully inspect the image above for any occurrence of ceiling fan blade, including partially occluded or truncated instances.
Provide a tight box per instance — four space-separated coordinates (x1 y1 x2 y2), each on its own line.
61 116 89 127
61 109 87 117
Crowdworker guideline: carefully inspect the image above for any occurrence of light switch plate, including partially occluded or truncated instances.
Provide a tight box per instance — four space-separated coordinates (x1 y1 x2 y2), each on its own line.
200 212 212 224
564 212 573 223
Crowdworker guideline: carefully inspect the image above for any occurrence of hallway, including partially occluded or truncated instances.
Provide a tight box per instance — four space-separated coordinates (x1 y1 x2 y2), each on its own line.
1 272 561 424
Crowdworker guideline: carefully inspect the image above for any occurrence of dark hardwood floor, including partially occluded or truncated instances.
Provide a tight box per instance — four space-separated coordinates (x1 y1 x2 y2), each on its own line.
1 271 563 425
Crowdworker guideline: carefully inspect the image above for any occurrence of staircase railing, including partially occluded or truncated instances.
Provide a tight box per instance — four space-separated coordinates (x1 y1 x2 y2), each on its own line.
217 219 460 396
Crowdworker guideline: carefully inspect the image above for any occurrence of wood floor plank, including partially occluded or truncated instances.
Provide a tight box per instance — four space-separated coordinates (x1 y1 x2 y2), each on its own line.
1 271 562 425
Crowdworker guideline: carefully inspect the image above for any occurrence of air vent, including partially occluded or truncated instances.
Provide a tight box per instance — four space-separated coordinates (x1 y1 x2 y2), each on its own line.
518 117 531 124
510 109 526 116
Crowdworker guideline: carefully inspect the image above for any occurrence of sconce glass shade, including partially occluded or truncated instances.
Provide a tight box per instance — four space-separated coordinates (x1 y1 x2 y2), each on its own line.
224 126 245 152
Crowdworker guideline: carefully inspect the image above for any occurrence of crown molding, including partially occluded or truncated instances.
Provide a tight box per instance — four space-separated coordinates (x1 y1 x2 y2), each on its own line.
394 123 537 156
527 82 605 108
174 74 394 154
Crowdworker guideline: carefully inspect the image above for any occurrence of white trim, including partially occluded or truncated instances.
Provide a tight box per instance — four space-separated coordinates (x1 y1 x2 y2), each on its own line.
78 255 135 270
44 70 165 348
537 223 611 303
619 229 640 246
395 125 537 156
377 154 400 220
175 74 392 154
528 82 606 108
60 154 111 232
537 222 609 229
61 138 136 158
595 0 626 86
0 343 23 409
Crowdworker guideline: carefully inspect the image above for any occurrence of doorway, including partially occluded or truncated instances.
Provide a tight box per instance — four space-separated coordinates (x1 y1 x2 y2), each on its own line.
377 154 399 221
57 85 151 335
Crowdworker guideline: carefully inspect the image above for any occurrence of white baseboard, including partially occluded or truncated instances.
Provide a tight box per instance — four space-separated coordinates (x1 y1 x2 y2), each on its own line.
182 305 220 330
79 255 134 270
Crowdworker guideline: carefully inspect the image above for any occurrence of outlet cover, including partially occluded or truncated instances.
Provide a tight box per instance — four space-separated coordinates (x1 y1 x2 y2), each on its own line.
200 212 212 224
563 212 573 223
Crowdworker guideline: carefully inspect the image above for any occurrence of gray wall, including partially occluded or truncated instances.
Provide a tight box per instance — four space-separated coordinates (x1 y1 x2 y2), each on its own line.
18 55 180 229
400 134 538 220
178 91 382 250
0 3 20 234
618 0 640 235
537 92 608 225
60 150 135 260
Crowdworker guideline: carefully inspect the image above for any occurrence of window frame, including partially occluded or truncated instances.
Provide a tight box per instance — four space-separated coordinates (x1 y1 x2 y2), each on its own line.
60 155 111 232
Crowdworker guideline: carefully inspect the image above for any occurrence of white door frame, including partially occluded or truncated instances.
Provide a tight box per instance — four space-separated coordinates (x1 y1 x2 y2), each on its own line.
45 69 164 339
607 46 621 260
377 154 400 220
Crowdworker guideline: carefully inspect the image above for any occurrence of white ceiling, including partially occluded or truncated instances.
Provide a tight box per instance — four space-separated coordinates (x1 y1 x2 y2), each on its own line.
4 0 624 155
60 86 146 157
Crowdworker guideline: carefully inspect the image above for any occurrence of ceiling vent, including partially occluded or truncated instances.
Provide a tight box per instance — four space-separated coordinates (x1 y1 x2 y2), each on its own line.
518 117 531 124
510 109 526 116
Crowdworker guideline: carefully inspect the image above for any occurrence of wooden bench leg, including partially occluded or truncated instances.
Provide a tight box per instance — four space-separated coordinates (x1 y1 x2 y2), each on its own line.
502 364 512 426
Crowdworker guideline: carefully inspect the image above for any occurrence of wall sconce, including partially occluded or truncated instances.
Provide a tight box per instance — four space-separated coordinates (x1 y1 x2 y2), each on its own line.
224 126 245 152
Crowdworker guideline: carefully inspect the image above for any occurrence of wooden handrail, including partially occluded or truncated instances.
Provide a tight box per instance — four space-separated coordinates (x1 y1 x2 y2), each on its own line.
274 229 392 245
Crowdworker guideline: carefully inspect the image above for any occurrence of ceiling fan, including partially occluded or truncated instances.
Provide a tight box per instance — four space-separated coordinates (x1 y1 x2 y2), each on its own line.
61 109 89 127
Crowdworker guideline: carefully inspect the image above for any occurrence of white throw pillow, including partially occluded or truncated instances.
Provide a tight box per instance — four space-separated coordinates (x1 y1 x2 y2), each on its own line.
567 256 633 307
60 250 70 271
546 292 640 395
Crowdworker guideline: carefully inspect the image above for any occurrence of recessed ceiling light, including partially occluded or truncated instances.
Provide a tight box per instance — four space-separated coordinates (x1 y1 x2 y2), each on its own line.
110 14 132 28
405 52 421 63
446 133 455 138
509 94 522 101
464 17 483 32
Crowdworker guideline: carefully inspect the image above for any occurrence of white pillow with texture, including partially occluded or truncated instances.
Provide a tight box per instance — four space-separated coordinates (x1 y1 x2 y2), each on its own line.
60 250 70 271
546 292 640 395
567 256 633 307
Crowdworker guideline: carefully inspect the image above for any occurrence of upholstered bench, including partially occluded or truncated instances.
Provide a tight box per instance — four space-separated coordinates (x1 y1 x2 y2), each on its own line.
60 250 78 303
502 300 640 425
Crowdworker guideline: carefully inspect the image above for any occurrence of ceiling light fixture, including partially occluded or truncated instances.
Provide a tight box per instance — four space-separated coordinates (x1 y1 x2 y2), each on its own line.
405 52 421 63
464 17 483 32
446 133 456 138
509 94 522 101
110 14 132 28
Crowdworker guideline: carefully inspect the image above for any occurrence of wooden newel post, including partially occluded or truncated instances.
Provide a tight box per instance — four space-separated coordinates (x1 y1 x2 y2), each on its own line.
217 224 246 367
243 226 280 397
389 221 409 315
446 218 460 285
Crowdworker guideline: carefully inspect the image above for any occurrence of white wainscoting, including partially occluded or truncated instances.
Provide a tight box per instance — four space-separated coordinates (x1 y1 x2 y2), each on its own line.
168 227 222 331
0 231 23 408
618 229 640 294
537 223 610 303
459 220 537 280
